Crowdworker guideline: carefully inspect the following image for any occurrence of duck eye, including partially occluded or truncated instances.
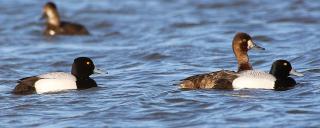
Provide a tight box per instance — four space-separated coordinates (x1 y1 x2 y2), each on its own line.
283 63 287 66
86 61 90 65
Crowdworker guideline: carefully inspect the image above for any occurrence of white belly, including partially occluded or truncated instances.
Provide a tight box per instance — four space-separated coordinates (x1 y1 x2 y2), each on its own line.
232 70 276 89
35 72 77 94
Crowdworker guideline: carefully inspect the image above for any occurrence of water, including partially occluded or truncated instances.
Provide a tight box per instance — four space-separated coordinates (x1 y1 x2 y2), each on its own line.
0 0 319 127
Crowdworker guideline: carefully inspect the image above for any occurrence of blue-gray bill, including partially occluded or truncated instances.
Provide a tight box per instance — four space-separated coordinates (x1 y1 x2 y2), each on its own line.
290 69 304 76
91 68 108 77
252 44 265 50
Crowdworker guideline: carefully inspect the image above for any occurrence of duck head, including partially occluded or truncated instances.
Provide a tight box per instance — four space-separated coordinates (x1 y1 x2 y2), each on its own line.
71 57 99 79
269 60 303 79
232 32 265 72
41 2 60 26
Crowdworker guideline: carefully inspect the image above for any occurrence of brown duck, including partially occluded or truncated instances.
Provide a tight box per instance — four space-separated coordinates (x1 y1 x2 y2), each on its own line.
179 32 265 89
41 2 90 36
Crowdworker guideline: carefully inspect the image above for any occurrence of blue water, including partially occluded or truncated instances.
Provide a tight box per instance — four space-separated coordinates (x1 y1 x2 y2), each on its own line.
0 0 319 127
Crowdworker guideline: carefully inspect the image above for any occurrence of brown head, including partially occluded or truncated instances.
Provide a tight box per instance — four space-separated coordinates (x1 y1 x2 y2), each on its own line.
232 32 265 72
41 2 60 26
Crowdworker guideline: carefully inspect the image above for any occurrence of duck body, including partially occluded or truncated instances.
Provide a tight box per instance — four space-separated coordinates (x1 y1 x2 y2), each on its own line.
13 72 78 94
232 60 303 91
13 57 99 95
232 70 276 89
44 21 89 36
179 32 264 89
42 2 89 36
180 70 238 89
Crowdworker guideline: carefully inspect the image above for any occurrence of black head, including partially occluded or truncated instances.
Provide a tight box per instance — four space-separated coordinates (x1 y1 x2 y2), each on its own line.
232 32 265 52
71 57 95 79
269 60 292 79
269 60 303 79
270 60 303 91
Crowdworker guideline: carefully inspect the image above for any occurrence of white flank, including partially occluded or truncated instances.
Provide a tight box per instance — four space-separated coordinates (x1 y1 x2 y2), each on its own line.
35 72 77 94
49 30 55 36
232 70 276 89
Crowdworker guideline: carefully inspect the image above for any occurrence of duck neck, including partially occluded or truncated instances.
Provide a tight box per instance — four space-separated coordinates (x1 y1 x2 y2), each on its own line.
72 73 90 81
236 53 252 72
75 77 97 89
269 70 289 80
71 71 90 81
233 48 252 72
76 76 90 81
47 9 60 26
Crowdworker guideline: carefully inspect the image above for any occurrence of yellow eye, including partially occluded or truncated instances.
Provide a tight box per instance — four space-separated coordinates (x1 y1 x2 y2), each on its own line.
86 61 90 65
283 63 287 66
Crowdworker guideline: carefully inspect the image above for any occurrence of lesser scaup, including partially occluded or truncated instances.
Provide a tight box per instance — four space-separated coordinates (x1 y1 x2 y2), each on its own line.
180 32 264 89
232 60 303 91
41 2 90 36
12 57 103 95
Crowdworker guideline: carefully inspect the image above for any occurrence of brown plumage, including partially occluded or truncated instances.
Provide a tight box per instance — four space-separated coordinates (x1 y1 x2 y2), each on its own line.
179 32 265 89
180 70 238 89
12 76 40 95
42 2 89 36
44 22 89 36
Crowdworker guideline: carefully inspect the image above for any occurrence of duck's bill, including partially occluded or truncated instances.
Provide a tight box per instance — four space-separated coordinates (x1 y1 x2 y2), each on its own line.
94 68 108 75
252 44 265 50
290 69 304 76
248 40 265 50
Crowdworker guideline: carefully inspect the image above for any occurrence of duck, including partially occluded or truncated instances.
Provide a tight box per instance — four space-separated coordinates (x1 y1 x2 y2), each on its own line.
232 60 303 91
41 2 90 36
12 57 103 95
180 32 265 89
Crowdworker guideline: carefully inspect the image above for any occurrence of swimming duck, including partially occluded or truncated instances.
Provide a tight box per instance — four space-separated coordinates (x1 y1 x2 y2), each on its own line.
232 60 303 91
180 32 264 89
12 57 103 95
41 2 90 36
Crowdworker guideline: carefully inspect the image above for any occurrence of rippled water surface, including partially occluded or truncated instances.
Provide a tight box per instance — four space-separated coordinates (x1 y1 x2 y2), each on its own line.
0 0 320 127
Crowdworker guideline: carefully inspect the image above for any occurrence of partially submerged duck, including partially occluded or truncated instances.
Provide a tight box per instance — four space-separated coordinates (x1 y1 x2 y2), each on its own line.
180 32 264 89
41 2 90 36
12 57 104 95
232 60 303 91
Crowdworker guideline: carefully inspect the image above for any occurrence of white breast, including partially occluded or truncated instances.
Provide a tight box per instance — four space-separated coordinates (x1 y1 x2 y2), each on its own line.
232 70 276 89
35 72 77 94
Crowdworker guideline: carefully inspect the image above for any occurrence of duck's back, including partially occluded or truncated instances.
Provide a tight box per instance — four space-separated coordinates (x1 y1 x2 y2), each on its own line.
180 70 238 89
13 76 40 95
45 21 89 36
232 70 276 89
60 21 89 35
